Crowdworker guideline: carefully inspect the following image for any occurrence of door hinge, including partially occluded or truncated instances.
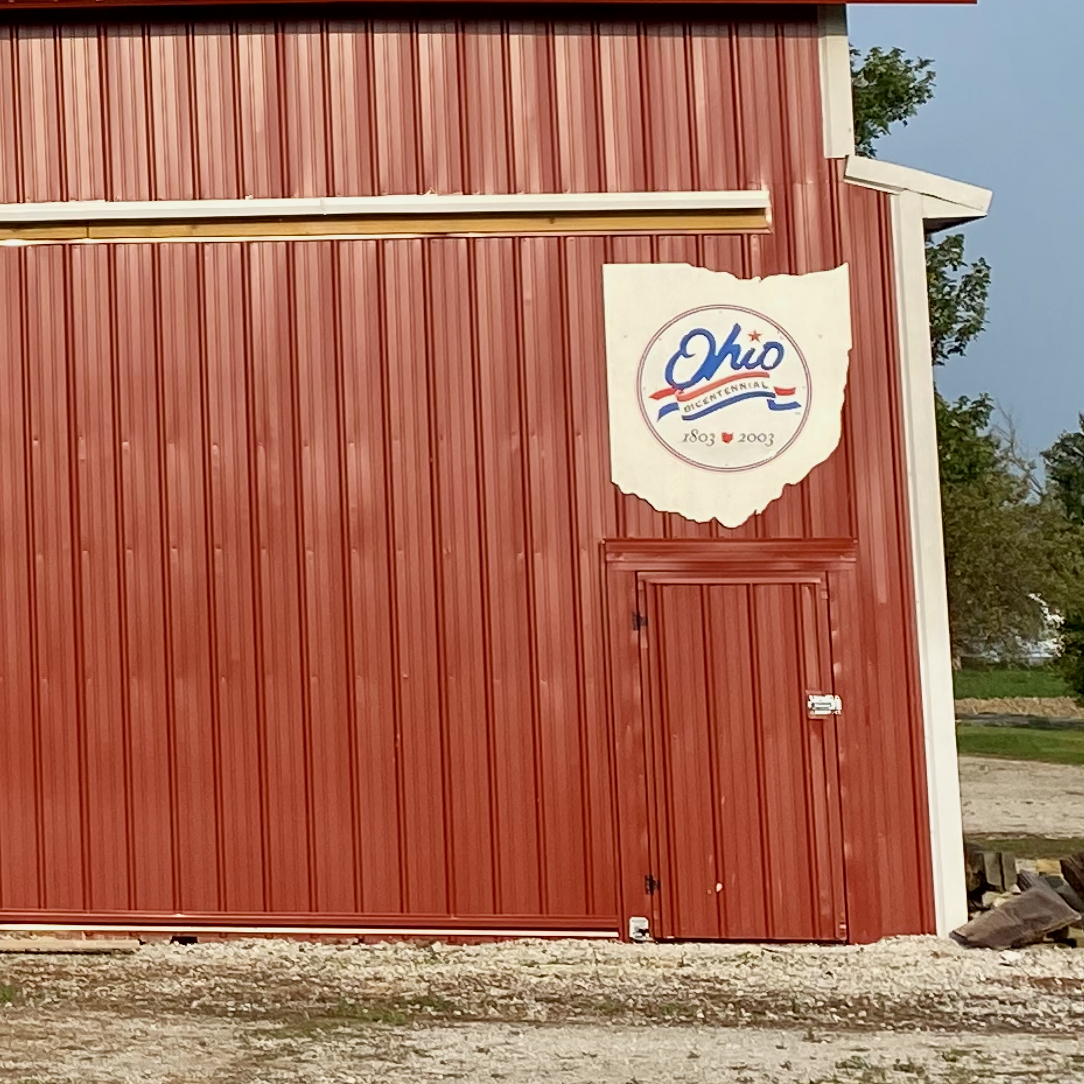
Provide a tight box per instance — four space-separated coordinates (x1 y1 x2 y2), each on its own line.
632 610 648 631
644 873 660 895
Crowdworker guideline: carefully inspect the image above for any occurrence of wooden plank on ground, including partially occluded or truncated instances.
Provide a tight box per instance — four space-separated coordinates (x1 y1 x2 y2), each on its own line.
1000 852 1018 892
0 938 139 954
1062 852 1084 901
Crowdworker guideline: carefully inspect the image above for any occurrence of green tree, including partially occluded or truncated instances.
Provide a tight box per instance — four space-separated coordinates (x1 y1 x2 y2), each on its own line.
1055 613 1084 698
927 234 991 366
850 48 1078 664
850 47 992 367
851 47 935 158
938 396 1078 660
1044 418 1084 526
1044 419 1084 694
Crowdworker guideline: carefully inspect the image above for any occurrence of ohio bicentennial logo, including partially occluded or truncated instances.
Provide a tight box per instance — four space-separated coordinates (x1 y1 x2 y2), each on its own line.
637 305 811 472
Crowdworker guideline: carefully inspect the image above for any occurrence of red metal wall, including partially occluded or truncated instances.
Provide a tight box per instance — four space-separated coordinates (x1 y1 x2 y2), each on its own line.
0 12 933 940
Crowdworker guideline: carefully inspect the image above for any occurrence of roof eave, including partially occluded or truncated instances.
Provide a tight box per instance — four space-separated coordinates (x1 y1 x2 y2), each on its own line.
844 156 991 234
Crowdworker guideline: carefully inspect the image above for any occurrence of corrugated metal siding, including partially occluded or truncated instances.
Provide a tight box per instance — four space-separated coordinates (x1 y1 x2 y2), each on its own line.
0 238 625 922
0 14 934 938
643 576 846 941
0 18 823 198
835 177 935 941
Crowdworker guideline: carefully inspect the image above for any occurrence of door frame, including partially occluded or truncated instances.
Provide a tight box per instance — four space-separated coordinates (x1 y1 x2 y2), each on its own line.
603 538 857 941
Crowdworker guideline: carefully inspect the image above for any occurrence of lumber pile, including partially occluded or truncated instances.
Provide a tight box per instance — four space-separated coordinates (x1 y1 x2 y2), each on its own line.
954 843 1084 950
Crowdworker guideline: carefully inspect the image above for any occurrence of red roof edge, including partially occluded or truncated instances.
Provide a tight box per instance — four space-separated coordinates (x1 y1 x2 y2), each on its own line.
0 0 980 7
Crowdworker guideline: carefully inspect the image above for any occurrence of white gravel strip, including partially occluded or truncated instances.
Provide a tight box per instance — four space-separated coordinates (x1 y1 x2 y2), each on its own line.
5 934 1084 1030
3 936 1084 1081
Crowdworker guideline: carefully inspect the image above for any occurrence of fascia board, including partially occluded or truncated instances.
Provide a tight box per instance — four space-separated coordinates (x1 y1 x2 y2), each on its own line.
845 156 992 225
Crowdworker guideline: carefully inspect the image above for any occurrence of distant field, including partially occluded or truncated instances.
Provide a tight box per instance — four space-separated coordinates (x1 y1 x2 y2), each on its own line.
953 668 1070 700
956 723 1084 766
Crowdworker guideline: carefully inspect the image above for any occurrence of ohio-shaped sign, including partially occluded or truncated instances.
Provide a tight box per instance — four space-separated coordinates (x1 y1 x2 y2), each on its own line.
603 263 852 527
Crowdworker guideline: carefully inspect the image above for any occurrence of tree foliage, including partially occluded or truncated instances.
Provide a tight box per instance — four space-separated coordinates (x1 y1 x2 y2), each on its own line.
1044 420 1084 694
1055 612 1084 699
1044 418 1084 526
850 47 991 370
927 234 992 365
850 46 935 158
848 48 1084 667
938 396 1079 660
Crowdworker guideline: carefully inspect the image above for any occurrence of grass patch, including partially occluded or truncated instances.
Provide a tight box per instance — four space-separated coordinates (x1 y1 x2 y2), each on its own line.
653 1002 684 1018
954 667 1070 700
0 985 21 1004
265 995 454 1036
407 993 457 1015
956 724 1084 765
320 993 460 1026
967 836 1084 859
589 996 633 1018
328 1000 410 1026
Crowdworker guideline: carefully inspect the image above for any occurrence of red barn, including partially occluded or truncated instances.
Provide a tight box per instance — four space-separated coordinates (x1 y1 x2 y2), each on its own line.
0 0 986 944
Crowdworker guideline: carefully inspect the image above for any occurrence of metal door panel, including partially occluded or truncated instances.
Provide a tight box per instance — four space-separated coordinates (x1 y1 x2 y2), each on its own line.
641 573 846 941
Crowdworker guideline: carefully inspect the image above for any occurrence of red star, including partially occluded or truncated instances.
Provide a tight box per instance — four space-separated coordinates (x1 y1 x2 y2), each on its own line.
748 330 762 342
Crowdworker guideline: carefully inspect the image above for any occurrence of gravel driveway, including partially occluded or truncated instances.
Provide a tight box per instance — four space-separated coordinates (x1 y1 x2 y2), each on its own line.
4 756 1084 1083
959 755 1084 838
2 936 1084 1083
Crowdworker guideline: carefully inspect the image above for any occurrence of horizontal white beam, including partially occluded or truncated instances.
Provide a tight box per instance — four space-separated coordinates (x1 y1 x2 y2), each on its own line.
844 157 991 220
0 190 771 224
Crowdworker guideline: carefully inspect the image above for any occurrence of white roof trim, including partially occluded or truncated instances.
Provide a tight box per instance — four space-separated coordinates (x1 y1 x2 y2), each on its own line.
0 190 771 224
845 156 991 227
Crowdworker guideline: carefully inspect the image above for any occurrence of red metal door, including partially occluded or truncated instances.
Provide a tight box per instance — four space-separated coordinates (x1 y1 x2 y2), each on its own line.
639 572 846 941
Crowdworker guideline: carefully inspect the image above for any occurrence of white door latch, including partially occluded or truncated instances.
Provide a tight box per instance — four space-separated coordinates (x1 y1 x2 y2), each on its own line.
807 693 843 716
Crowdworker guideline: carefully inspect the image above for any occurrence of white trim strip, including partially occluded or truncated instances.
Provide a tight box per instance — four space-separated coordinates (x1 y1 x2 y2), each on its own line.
818 6 855 160
890 189 969 937
0 190 771 225
844 158 991 219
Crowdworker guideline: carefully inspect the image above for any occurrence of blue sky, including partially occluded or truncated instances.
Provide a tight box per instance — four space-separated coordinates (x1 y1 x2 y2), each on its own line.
849 0 1084 459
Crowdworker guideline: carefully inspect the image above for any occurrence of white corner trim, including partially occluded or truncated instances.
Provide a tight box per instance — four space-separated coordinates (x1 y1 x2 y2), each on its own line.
818 6 855 160
0 190 771 225
890 189 968 937
845 157 991 220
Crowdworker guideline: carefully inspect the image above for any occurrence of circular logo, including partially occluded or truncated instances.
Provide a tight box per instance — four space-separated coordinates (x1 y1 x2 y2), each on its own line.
637 304 811 472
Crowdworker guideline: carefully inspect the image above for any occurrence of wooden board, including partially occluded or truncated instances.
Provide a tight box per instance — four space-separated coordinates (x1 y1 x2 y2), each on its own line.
0 938 139 953
0 209 769 244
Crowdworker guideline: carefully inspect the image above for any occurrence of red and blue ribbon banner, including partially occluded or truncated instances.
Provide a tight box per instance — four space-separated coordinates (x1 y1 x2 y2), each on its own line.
651 324 803 421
